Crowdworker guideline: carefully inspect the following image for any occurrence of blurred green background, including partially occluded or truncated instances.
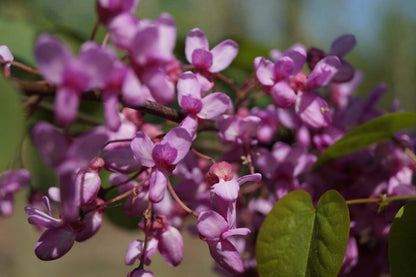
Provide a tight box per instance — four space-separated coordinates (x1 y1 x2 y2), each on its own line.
0 0 415 276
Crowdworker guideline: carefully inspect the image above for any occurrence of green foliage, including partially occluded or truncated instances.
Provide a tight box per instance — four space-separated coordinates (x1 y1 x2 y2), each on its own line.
315 112 416 168
389 201 416 277
0 76 25 171
256 190 350 277
0 17 37 64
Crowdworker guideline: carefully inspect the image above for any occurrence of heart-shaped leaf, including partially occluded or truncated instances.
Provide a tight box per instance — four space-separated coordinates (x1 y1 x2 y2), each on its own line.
256 190 350 277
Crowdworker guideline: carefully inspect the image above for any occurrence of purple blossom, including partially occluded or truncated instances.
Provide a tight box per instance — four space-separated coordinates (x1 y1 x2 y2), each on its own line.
185 28 238 73
217 114 261 145
35 35 115 126
0 169 30 216
130 127 192 202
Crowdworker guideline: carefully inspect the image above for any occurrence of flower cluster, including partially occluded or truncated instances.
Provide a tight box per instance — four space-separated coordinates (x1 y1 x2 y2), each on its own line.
0 0 413 276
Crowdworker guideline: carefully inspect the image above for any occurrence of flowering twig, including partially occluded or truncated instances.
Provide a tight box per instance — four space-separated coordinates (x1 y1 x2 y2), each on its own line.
139 202 153 270
346 194 416 206
10 61 40 75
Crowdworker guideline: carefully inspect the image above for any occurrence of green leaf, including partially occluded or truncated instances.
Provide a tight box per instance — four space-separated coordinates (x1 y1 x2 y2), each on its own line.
315 112 416 168
256 190 350 277
389 201 416 277
0 76 24 170
0 16 37 64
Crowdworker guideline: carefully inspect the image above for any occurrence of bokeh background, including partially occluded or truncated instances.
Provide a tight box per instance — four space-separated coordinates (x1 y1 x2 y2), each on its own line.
0 0 416 276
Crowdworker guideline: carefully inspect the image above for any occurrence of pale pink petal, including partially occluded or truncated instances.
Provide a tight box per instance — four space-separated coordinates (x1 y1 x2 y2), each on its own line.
108 13 140 50
208 240 244 274
306 56 341 90
177 71 201 105
149 168 168 203
197 210 228 241
54 87 80 126
209 40 238 73
130 132 155 167
270 80 297 108
121 69 146 107
157 226 184 266
198 92 231 119
254 57 275 86
102 90 121 131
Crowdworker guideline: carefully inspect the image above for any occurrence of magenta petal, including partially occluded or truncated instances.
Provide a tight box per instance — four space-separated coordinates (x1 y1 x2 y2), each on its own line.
152 143 178 165
329 34 356 57
306 56 341 90
59 171 80 222
197 210 228 241
35 34 72 84
185 28 209 63
331 60 354 83
55 87 80 126
274 56 295 80
270 80 297 108
198 92 231 119
236 173 261 186
32 121 68 167
121 69 146 107
158 226 184 267
180 94 203 115
26 207 63 229
103 147 141 174
192 49 213 70
221 227 251 240
141 65 175 105
149 168 168 203
255 57 275 86
130 269 154 277
130 132 155 167
284 44 306 75
161 127 192 164
209 40 238 73
295 92 332 129
208 240 244 274
102 90 121 131
35 227 75 261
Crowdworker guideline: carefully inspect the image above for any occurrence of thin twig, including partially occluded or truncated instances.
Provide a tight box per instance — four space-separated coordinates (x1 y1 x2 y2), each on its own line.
10 61 40 75
167 180 198 217
90 20 100 40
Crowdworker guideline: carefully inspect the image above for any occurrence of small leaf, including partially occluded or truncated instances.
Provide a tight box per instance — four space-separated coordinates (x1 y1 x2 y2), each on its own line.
389 201 416 276
0 76 24 170
315 112 416 168
256 190 350 277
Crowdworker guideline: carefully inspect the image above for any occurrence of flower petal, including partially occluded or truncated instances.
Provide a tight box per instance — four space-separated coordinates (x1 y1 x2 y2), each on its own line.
197 210 228 241
270 80 297 108
161 127 192 164
55 87 80 126
208 240 244 274
103 147 141 174
35 227 75 261
130 132 155 167
198 92 231 119
306 56 341 90
35 34 72 84
185 28 209 63
157 226 184 266
209 40 238 73
329 34 356 57
149 168 168 203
